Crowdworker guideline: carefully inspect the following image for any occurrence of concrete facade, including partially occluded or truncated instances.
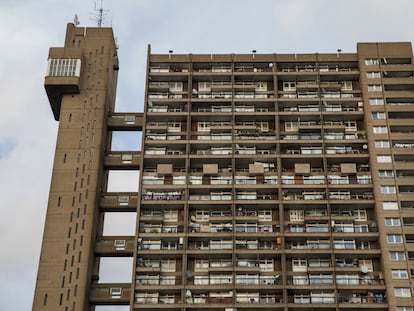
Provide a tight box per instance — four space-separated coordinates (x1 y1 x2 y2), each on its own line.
33 23 414 311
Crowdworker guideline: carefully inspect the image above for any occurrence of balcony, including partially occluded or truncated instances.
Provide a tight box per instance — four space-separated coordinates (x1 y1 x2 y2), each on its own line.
90 283 131 305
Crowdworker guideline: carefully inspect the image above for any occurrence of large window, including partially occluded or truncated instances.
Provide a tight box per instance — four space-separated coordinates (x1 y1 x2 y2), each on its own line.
369 98 384 105
383 201 399 210
365 58 379 65
375 140 390 148
394 288 411 298
373 126 388 134
385 218 401 226
368 85 382 92
371 112 386 120
367 72 381 78
387 234 403 243
46 58 81 77
392 270 408 279
377 155 392 163
379 170 393 177
381 185 396 194
390 251 406 261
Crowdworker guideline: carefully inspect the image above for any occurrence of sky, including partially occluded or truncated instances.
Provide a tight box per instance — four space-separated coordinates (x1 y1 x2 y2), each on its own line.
1 0 414 310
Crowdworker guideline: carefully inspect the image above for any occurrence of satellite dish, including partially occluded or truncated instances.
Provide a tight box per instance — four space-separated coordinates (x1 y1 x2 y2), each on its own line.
363 144 368 150
360 265 368 274
186 270 193 278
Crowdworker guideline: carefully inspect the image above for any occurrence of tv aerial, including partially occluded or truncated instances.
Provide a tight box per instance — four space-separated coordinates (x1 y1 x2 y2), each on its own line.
90 0 109 27
73 14 80 26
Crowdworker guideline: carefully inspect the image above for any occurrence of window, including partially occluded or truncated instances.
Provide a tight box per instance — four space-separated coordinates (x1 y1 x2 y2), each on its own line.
381 185 396 194
387 234 403 243
385 218 401 226
377 155 392 163
167 121 181 132
373 126 388 134
161 259 176 272
390 251 406 261
344 121 357 131
169 82 183 92
371 112 386 119
392 270 408 279
283 81 296 91
368 85 382 92
369 98 384 105
394 288 411 298
292 259 307 272
367 72 381 78
341 81 353 91
198 121 210 132
365 58 379 65
397 307 414 311
383 201 399 210
285 121 298 131
379 170 393 177
46 58 81 77
375 140 390 148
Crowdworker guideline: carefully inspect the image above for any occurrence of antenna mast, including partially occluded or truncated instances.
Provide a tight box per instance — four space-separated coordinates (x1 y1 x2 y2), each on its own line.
90 0 109 27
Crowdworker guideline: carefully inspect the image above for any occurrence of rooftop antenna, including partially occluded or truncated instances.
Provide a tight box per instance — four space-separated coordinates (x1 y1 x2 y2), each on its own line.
90 0 108 27
73 14 80 26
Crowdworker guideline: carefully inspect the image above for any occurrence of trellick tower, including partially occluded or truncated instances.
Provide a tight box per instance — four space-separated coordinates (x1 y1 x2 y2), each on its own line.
33 23 142 310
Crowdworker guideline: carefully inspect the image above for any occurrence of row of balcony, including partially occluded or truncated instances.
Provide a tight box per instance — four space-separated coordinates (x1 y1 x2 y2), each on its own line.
137 239 380 251
141 191 374 201
142 175 371 186
89 284 386 307
134 274 384 287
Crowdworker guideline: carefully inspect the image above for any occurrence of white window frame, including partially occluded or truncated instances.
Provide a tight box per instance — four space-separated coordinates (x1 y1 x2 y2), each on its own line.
368 85 382 92
390 251 406 261
383 201 399 210
341 81 353 91
373 126 388 134
379 170 393 177
369 98 384 105
167 121 181 132
387 234 403 243
371 112 386 120
381 185 396 194
367 72 381 78
365 58 379 65
377 155 392 163
198 121 210 132
385 218 401 226
169 82 183 92
394 288 411 298
392 270 408 279
283 81 296 91
161 259 176 272
375 140 390 148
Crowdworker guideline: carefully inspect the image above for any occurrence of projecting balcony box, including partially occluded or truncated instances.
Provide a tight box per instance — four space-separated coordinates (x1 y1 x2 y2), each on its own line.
203 164 218 175
295 163 310 174
249 163 264 175
157 164 173 175
45 48 82 120
340 163 357 174
90 283 131 305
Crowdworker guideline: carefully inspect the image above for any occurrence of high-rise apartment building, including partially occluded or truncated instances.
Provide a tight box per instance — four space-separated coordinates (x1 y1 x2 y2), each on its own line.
33 23 414 311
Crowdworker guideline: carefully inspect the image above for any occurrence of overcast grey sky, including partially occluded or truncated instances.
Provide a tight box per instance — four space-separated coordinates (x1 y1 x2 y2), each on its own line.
1 0 414 310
